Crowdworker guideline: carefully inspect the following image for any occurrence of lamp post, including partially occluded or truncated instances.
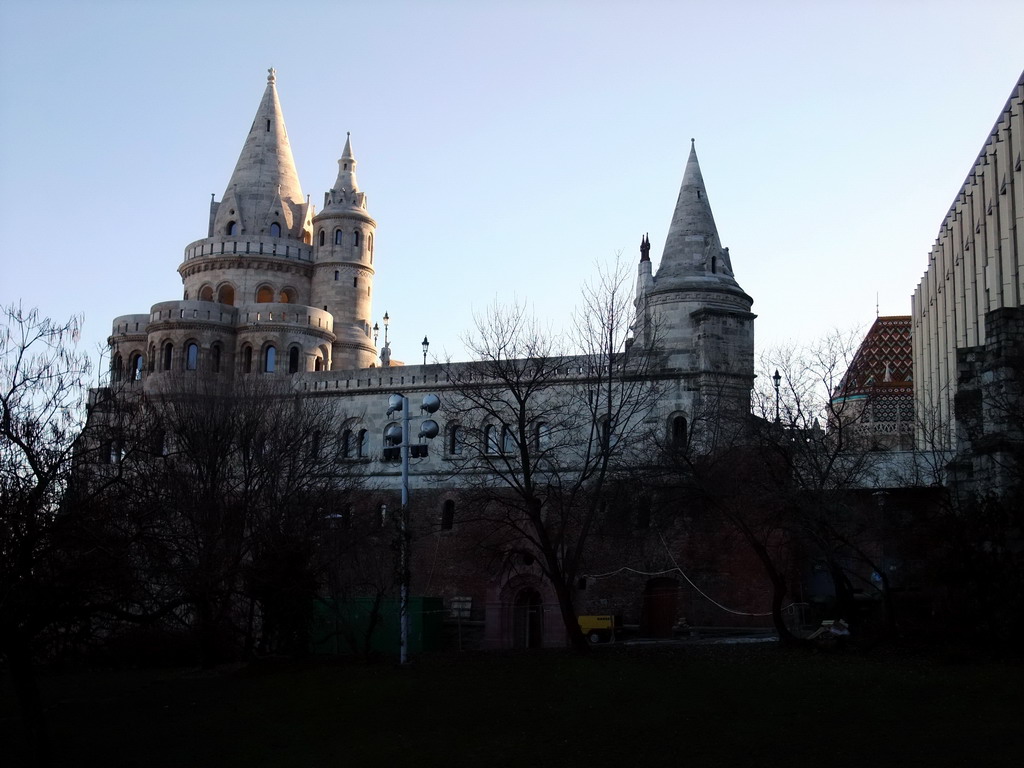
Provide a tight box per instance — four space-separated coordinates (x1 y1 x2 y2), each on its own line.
421 336 429 365
375 312 392 367
772 369 782 424
385 392 440 665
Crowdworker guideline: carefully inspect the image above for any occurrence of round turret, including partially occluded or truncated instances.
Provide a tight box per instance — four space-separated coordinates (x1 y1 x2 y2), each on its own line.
311 133 378 370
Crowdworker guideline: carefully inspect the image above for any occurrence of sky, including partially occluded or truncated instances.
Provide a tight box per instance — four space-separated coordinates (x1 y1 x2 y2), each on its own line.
1 0 1022 379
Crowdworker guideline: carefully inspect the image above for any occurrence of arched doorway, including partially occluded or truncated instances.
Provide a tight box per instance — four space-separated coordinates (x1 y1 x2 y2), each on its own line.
513 588 543 649
641 578 679 638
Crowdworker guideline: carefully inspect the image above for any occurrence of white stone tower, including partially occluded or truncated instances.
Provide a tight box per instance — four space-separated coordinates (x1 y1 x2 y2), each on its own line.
109 70 340 382
634 140 755 410
311 134 378 369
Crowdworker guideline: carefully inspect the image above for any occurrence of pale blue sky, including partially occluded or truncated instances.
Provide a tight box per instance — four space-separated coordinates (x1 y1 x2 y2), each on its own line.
1 0 1022 376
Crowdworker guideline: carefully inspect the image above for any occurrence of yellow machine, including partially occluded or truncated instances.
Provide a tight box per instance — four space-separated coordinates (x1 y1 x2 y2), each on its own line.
577 615 616 644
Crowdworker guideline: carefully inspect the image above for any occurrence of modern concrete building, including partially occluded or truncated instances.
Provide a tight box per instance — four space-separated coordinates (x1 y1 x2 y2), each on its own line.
911 71 1024 450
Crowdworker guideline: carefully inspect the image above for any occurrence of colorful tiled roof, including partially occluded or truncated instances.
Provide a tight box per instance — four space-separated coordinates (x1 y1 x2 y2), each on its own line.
838 316 913 396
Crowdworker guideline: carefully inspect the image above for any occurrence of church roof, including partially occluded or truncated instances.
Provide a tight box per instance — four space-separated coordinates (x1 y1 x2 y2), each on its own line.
838 315 914 396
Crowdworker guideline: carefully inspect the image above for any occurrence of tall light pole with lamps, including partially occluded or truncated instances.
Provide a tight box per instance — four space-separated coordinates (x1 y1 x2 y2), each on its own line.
384 392 440 665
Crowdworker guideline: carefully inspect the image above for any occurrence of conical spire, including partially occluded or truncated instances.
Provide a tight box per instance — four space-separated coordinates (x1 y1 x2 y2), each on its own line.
321 132 367 212
213 69 306 237
333 132 360 194
655 139 734 286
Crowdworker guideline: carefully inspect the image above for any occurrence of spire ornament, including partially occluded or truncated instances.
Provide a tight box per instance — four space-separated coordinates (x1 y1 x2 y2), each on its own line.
267 68 276 84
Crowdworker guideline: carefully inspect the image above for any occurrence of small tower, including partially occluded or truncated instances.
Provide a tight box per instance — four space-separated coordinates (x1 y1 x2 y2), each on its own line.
311 133 378 369
641 140 755 408
150 70 335 380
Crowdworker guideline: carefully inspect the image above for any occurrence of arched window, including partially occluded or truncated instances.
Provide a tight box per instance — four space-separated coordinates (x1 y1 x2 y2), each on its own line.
217 284 235 306
185 342 199 371
199 285 214 302
256 286 274 303
111 354 123 382
441 500 455 531
368 233 373 253
151 428 166 457
502 426 515 455
314 356 324 372
448 424 464 456
148 344 156 372
334 270 339 281
671 415 688 448
353 230 361 246
288 346 300 374
357 428 368 458
279 288 294 303
318 230 325 246
227 221 238 236
535 422 551 451
162 342 173 371
130 353 144 381
211 344 222 374
263 345 276 373
269 222 281 237
342 429 352 458
334 229 343 245
242 345 253 374
485 425 500 455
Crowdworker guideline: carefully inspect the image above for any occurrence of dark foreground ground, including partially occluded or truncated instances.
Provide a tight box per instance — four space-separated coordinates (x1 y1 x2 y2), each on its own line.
3 641 1023 767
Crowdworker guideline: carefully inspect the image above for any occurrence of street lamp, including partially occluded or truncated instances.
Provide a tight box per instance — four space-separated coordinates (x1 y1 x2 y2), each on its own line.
772 369 782 424
377 312 392 367
421 336 429 365
384 392 440 665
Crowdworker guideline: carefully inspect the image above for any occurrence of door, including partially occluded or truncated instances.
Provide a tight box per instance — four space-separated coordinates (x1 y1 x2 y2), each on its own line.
513 588 543 648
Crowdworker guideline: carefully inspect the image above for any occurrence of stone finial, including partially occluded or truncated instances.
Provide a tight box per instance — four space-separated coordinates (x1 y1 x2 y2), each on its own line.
640 233 651 262
267 68 276 84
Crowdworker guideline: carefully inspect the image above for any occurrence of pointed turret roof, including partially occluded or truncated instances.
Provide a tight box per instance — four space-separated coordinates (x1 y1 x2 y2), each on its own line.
319 132 371 216
213 69 308 238
222 68 304 204
333 132 360 194
654 139 729 286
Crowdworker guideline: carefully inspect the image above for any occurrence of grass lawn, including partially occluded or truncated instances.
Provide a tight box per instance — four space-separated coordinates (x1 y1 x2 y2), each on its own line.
3 642 1023 767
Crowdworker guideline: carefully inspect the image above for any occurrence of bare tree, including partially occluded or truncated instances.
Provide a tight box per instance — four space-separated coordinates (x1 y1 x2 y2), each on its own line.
441 257 658 651
0 305 97 763
751 331 901 638
100 375 365 664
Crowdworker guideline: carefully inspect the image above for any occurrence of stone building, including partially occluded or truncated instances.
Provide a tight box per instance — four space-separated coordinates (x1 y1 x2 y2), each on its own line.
102 71 763 649
911 71 1024 450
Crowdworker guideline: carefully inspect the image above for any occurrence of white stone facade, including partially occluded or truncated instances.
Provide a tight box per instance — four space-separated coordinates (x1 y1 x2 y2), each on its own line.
103 72 758 649
109 71 755 432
